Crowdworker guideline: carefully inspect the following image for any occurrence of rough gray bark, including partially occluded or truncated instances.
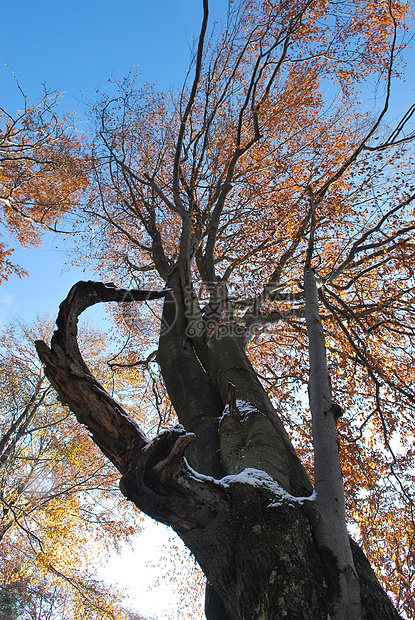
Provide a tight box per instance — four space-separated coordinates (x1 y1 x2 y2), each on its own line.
35 281 403 620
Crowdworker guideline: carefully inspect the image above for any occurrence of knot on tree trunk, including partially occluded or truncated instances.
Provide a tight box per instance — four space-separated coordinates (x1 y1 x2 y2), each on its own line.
141 425 196 488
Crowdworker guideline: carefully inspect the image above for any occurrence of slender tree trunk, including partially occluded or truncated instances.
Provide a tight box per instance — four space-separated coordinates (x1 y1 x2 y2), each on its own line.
304 268 362 619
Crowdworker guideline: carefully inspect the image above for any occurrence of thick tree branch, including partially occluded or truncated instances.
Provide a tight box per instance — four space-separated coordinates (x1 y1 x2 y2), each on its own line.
35 281 169 472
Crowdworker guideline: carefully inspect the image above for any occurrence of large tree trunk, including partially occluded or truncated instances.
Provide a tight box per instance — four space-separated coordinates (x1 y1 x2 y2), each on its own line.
35 281 402 619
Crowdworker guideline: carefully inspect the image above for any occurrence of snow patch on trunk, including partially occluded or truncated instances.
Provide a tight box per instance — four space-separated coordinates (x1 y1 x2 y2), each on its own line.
222 468 316 506
220 399 265 421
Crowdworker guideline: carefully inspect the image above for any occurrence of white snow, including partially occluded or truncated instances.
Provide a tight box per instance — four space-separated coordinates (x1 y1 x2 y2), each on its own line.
220 468 316 507
221 399 266 421
184 463 316 507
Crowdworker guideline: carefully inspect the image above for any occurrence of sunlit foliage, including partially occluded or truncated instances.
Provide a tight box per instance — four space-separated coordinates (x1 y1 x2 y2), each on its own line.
0 83 90 283
0 318 144 619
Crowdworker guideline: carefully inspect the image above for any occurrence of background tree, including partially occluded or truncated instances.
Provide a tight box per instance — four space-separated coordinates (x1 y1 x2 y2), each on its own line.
0 317 145 620
33 0 415 618
0 80 89 282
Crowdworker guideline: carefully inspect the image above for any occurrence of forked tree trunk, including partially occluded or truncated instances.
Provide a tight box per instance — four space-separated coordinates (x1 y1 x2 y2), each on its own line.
35 281 402 620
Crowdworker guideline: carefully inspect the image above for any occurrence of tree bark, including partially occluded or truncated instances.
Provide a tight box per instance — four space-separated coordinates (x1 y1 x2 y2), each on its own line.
35 281 403 619
305 268 361 619
157 272 224 478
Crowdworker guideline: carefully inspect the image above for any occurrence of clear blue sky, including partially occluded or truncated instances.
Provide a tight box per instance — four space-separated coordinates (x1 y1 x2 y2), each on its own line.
2 0 225 110
0 0 226 326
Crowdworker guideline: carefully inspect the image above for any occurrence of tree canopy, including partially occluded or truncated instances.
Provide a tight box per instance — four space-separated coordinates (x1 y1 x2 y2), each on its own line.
0 84 89 282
